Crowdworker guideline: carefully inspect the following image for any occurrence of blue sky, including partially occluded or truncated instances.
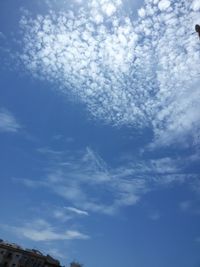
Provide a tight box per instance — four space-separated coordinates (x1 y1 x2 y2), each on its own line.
0 0 200 266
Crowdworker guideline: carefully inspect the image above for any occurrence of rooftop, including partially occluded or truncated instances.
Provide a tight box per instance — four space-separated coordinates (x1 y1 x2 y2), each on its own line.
0 239 60 265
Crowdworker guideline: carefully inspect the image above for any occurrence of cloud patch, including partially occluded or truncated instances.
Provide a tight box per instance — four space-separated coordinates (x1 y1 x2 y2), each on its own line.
15 0 200 147
0 108 21 133
16 147 199 215
66 207 89 216
2 219 89 242
158 0 171 11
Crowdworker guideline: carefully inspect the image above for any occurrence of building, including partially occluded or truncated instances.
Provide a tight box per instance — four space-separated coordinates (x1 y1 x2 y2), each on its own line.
0 240 61 267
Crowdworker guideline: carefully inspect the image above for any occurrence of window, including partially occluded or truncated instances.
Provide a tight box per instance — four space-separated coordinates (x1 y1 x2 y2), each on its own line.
16 255 20 258
7 253 12 259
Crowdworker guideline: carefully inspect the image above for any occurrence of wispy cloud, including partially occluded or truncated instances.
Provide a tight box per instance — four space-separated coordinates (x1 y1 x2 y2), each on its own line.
52 208 73 222
2 219 89 242
14 0 200 147
51 206 88 222
66 207 89 216
0 108 21 133
16 147 199 215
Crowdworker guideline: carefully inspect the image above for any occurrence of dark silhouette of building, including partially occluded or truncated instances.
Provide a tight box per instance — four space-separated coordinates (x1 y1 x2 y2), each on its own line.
0 240 61 267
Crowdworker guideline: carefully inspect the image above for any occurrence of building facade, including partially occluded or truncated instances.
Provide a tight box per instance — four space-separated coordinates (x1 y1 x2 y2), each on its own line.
0 240 60 267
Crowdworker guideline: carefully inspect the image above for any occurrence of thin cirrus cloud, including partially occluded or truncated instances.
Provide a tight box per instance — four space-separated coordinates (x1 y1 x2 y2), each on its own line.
0 108 21 133
52 206 89 222
66 207 89 216
16 147 200 216
2 219 89 242
15 0 200 147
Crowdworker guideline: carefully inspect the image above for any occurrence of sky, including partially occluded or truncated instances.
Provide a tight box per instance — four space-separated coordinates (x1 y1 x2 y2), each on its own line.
0 0 200 266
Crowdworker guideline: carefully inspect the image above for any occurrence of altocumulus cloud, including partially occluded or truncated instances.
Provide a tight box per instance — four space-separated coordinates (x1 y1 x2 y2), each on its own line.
16 0 200 146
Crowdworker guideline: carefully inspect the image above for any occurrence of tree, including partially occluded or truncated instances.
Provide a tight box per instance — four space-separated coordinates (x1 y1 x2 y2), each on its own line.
70 261 83 267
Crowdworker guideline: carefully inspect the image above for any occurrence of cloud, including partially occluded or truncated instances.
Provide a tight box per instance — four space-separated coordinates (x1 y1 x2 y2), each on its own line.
3 219 89 242
158 0 171 11
17 147 148 214
0 108 21 133
17 147 199 215
51 206 88 222
14 0 200 147
66 207 89 216
53 209 73 222
192 0 200 11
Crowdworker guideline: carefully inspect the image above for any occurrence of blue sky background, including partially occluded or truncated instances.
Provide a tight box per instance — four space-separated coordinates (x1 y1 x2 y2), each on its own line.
0 0 200 267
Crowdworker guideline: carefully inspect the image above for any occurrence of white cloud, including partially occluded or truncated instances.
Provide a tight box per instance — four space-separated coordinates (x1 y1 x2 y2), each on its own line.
102 3 117 16
3 219 89 242
0 109 21 133
158 0 171 11
53 209 72 222
138 8 146 18
15 0 200 148
66 207 89 216
191 0 200 11
52 206 88 222
17 147 198 215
